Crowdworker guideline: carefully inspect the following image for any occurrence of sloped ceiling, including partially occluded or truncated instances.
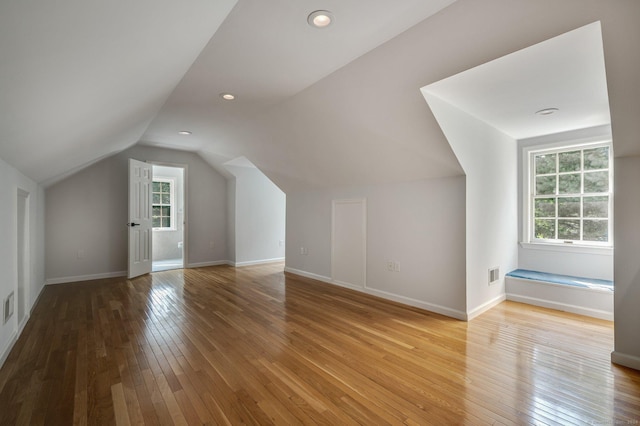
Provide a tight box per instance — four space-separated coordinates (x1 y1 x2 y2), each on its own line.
423 22 611 141
1 0 639 191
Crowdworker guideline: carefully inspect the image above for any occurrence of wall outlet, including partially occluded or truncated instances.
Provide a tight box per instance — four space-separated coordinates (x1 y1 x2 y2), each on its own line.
279 240 285 247
300 247 308 255
178 241 183 248
3 292 14 324
387 261 400 272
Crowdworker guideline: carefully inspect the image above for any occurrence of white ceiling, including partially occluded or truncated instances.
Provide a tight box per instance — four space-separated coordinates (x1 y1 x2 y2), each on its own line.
423 22 611 140
1 0 638 190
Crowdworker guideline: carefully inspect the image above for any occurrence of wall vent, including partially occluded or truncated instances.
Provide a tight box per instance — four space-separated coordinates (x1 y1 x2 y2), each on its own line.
3 292 14 324
488 267 500 285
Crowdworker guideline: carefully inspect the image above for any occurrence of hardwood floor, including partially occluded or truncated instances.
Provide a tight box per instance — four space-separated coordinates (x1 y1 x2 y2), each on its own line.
0 263 638 425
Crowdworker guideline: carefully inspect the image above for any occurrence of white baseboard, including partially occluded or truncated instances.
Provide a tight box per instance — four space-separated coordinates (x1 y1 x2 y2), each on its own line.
284 267 467 321
506 293 613 321
611 351 640 371
234 257 285 267
45 271 127 285
0 330 18 370
467 294 507 321
187 260 231 268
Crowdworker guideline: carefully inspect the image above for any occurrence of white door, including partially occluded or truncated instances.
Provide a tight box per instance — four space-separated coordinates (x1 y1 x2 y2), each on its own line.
128 159 153 278
331 199 366 288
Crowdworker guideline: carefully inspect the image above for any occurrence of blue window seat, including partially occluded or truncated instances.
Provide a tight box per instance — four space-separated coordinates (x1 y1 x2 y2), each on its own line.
506 269 613 292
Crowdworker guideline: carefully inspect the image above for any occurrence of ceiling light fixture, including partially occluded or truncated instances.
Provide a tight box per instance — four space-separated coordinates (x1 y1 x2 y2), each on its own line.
308 10 334 28
178 130 192 135
220 93 235 100
535 108 559 116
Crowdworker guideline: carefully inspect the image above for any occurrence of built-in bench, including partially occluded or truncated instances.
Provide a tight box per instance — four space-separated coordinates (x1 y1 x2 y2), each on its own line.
505 269 613 320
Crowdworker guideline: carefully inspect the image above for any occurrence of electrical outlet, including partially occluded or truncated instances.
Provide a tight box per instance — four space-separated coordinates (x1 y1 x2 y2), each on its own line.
386 261 394 271
300 247 308 255
393 261 400 272
279 240 285 247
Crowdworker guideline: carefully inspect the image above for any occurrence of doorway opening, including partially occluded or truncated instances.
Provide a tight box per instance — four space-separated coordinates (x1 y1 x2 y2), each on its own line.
151 164 186 272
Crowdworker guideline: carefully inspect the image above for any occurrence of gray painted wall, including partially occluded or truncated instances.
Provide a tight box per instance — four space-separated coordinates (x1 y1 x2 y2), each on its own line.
226 164 286 264
45 145 227 281
285 176 467 318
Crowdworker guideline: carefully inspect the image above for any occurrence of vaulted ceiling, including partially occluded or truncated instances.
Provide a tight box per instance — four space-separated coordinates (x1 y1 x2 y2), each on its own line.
1 0 638 191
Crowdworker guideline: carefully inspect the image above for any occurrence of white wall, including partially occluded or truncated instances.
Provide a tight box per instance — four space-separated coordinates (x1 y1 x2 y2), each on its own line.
612 156 640 369
423 94 518 318
0 156 45 366
285 176 467 319
152 165 184 262
226 163 286 265
226 179 236 263
517 126 613 280
45 145 228 282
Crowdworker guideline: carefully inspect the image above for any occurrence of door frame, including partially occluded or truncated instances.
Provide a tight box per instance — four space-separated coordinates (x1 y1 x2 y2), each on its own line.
149 161 189 268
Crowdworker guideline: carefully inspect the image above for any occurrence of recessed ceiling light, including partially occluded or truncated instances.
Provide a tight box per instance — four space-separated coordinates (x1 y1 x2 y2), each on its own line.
535 108 559 116
308 10 334 28
220 93 235 100
178 130 192 135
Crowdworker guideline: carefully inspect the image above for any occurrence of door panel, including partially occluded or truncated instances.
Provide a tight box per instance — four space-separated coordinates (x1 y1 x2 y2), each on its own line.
331 199 366 288
128 159 152 278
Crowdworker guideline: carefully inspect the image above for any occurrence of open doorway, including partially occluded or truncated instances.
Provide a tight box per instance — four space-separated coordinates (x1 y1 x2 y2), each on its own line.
151 164 185 272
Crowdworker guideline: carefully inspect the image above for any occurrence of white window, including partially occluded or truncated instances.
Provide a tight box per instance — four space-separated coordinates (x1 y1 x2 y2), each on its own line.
152 178 175 230
525 142 612 246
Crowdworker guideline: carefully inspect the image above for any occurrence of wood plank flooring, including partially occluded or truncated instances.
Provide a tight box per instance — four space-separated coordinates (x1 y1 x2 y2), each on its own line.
0 263 639 425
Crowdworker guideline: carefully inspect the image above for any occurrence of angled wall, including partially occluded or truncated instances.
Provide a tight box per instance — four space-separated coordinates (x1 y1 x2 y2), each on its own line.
423 94 518 318
45 145 228 282
225 160 286 266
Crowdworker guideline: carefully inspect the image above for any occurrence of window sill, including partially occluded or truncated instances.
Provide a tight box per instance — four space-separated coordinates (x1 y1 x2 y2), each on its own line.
519 242 613 256
153 228 178 232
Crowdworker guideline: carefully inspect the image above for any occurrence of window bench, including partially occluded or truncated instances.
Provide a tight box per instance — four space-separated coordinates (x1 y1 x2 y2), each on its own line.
505 269 613 320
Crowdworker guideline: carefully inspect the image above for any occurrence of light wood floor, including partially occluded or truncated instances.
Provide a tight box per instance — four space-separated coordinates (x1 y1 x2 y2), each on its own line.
1 263 639 425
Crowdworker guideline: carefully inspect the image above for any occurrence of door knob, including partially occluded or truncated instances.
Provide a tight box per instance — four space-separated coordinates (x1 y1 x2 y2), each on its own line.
127 223 141 227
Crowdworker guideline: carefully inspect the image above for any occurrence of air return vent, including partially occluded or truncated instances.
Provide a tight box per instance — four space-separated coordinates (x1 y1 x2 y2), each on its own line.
3 292 14 324
488 267 500 285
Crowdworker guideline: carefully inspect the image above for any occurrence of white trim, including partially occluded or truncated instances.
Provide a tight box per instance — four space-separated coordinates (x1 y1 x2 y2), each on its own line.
467 294 507 320
506 293 613 321
150 161 189 270
187 260 231 268
521 138 613 247
151 177 177 231
0 330 18 369
506 275 612 294
45 271 127 285
234 258 285 267
284 267 467 321
519 241 613 256
611 351 640 371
